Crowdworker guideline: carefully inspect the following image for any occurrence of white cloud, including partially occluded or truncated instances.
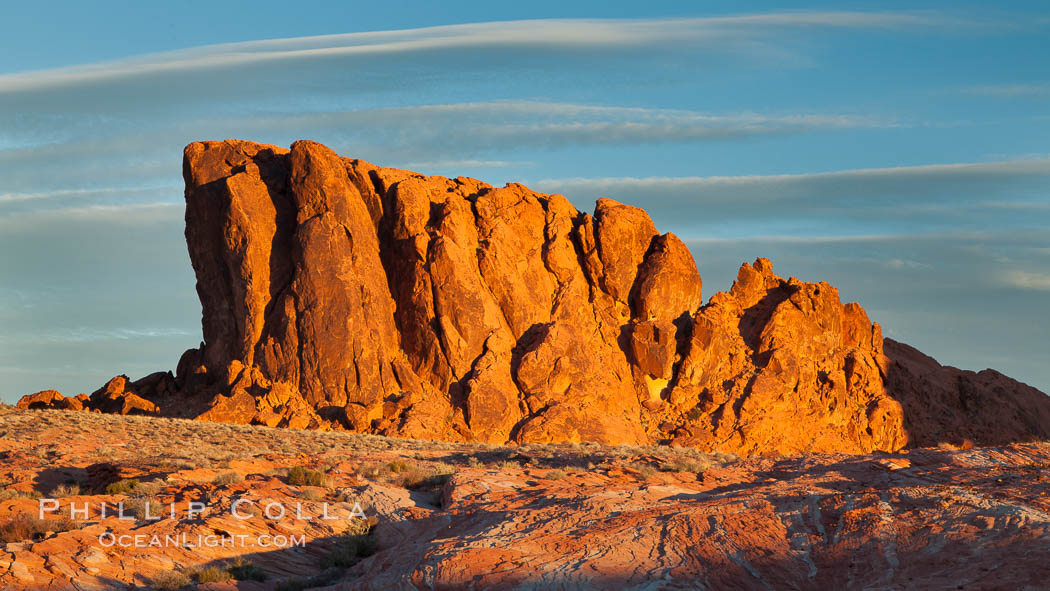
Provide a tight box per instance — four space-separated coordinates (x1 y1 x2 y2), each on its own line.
534 157 1050 195
0 13 987 94
215 102 899 150
0 184 181 204
1001 270 1050 291
0 202 182 229
402 159 533 169
0 101 902 185
533 157 1050 205
963 84 1050 98
0 327 195 345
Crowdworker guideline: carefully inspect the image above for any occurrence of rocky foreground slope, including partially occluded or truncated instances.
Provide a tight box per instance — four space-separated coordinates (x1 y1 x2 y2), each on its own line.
2 408 1050 591
19 139 1050 455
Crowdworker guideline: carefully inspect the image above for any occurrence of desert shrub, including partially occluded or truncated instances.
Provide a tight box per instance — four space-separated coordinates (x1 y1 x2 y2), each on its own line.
545 469 567 480
299 487 323 501
213 471 243 486
660 458 711 473
194 565 233 583
287 466 328 487
386 460 411 473
227 557 267 581
656 450 739 474
49 483 80 497
150 570 192 590
321 519 378 569
129 480 165 497
353 461 454 491
401 463 455 490
125 496 165 520
629 463 658 480
0 489 43 501
0 513 79 543
104 479 139 495
277 569 343 591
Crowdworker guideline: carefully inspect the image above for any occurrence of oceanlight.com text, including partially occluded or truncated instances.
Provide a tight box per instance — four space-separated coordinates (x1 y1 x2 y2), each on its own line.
97 532 306 549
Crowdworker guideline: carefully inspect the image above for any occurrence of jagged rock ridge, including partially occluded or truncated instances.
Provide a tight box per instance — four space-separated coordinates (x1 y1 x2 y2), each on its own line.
19 139 1050 455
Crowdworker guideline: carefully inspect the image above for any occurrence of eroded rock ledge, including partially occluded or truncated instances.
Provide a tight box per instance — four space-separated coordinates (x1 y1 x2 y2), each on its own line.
19 139 1050 455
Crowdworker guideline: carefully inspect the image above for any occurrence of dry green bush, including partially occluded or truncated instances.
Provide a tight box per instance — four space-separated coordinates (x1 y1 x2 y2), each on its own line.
150 570 192 590
352 461 454 490
194 565 233 583
299 487 324 501
124 496 166 520
0 489 43 501
630 463 659 480
49 483 80 497
0 513 79 543
287 466 328 487
321 516 378 569
104 479 139 495
227 556 268 581
213 472 244 486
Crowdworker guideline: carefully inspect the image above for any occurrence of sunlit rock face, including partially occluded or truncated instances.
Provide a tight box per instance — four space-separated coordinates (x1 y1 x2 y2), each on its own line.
21 139 1050 455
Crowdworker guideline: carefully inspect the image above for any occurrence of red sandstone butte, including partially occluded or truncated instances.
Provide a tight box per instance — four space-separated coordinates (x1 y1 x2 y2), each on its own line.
19 139 1050 455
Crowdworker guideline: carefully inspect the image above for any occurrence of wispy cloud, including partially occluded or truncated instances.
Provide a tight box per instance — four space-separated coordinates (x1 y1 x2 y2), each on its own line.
0 13 989 94
963 84 1050 98
1001 270 1050 291
402 159 533 169
532 158 1050 238
0 202 182 229
0 184 181 204
220 102 900 152
532 157 1050 217
534 157 1050 195
0 327 195 345
0 101 901 187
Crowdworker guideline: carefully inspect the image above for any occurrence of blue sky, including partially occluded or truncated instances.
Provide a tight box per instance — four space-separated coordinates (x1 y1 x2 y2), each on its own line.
1 2 1048 400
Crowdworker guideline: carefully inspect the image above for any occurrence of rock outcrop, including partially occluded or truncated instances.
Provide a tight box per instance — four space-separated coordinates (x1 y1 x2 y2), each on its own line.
18 139 1050 455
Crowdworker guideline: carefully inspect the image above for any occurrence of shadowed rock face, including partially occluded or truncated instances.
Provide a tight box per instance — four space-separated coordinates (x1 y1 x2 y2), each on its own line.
19 139 1050 454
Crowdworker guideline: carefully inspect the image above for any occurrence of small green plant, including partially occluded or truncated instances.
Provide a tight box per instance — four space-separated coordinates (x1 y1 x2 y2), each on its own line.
228 557 268 581
104 479 139 495
287 466 328 487
194 565 233 583
150 570 192 590
321 518 378 569
277 570 344 591
630 463 658 480
49 483 81 497
125 496 166 520
0 489 43 501
213 471 243 486
660 458 710 473
0 513 79 543
299 487 324 501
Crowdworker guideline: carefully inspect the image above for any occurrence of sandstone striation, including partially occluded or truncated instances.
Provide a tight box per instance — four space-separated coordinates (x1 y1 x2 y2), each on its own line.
18 139 1050 455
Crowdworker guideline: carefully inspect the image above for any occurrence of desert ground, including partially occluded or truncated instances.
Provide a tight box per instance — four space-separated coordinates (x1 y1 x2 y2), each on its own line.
1 406 1049 590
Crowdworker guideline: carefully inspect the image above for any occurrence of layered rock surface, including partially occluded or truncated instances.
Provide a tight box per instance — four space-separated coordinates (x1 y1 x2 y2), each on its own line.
4 408 1050 591
19 139 1050 455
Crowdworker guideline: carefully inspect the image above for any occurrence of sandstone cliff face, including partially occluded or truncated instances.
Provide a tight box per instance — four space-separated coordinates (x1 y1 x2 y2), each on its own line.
19 139 1050 455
